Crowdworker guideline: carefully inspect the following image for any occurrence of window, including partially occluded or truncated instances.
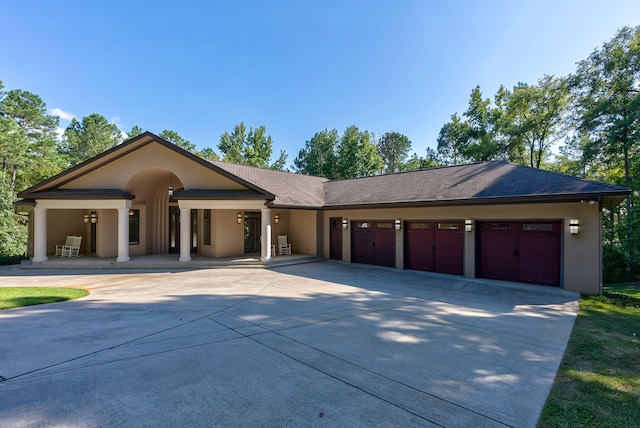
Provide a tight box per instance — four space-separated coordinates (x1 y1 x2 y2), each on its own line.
522 223 554 232
438 223 459 230
129 209 140 245
410 222 431 229
204 209 211 245
376 222 394 229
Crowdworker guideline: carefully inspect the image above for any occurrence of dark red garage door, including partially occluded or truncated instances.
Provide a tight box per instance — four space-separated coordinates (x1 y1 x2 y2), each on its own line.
478 221 561 286
351 221 396 267
404 221 464 275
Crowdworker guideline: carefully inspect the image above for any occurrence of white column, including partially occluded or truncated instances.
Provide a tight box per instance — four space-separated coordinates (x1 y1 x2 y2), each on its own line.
117 207 130 262
260 207 272 262
32 206 48 262
179 206 191 262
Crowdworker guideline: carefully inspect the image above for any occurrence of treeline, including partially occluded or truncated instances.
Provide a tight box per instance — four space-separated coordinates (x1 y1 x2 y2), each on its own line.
1 26 638 280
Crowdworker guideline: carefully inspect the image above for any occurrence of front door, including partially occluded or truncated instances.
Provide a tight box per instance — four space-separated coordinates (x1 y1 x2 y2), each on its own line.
244 211 261 253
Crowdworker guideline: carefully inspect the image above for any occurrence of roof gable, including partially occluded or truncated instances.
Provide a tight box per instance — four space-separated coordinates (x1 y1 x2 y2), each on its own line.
18 132 274 200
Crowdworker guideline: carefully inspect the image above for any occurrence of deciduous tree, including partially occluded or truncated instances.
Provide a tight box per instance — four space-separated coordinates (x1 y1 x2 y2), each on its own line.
294 129 339 178
218 122 287 170
335 126 383 179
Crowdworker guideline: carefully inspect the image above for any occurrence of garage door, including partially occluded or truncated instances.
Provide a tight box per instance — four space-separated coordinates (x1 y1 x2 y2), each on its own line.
404 221 464 275
478 221 561 286
351 221 396 267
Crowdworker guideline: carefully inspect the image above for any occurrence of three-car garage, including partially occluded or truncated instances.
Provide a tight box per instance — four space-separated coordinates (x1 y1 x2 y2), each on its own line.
349 218 562 287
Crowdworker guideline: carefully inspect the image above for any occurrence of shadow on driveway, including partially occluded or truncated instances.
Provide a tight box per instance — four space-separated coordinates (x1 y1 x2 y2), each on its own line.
0 261 578 427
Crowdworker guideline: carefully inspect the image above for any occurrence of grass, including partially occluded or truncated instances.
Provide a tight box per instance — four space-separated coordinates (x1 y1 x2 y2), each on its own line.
0 287 89 310
538 283 640 427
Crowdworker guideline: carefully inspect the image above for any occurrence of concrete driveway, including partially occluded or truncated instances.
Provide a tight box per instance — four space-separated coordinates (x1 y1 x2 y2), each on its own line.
0 261 578 427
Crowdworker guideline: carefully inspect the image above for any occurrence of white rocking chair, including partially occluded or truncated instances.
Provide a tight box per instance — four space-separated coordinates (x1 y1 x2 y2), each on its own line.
62 236 82 257
278 235 291 256
56 235 75 257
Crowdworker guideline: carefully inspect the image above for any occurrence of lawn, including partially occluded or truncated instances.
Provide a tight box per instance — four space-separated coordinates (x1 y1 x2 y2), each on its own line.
538 283 640 427
0 287 89 310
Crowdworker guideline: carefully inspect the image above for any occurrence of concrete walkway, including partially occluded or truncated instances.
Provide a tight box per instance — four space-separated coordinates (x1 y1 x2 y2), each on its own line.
0 261 578 427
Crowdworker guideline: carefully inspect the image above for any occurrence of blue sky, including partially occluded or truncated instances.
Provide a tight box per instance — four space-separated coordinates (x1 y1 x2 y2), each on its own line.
2 1 639 166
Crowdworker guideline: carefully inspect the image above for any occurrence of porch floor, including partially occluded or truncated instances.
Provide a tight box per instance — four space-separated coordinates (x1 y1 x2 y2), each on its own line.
21 253 324 270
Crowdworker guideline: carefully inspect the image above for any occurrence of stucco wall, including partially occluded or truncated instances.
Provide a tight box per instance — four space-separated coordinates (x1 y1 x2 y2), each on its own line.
211 210 245 257
61 143 246 191
288 210 318 255
322 202 601 294
96 209 118 258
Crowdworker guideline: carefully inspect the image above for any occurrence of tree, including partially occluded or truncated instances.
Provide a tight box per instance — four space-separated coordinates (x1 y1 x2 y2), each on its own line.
437 86 507 164
127 125 144 140
294 129 339 178
504 76 569 168
0 85 60 192
403 148 441 171
197 147 220 160
0 81 60 255
377 131 412 174
436 113 470 165
335 125 383 179
437 80 569 168
159 129 196 152
62 114 122 166
570 25 640 274
218 122 287 170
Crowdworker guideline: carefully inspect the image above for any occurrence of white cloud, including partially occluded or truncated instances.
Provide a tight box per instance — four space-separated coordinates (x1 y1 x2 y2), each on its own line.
50 108 76 121
55 127 66 141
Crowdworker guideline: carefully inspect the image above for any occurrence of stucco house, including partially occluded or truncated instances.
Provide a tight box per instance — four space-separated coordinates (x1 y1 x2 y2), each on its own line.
16 132 629 294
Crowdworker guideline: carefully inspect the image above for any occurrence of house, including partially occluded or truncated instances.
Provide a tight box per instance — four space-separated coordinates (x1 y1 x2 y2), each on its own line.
16 132 630 294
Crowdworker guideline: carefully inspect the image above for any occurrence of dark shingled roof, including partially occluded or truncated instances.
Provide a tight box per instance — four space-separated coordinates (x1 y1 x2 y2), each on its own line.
209 160 328 207
323 161 630 208
19 189 135 200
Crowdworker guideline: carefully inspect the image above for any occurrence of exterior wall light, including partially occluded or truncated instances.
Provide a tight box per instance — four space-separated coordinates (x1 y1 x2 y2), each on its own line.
465 219 473 232
274 213 280 224
237 213 243 224
342 219 348 229
394 219 402 230
90 212 98 224
569 219 579 234
83 214 90 224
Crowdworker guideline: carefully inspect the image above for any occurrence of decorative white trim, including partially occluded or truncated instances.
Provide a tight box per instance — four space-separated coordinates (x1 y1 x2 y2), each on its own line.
177 200 268 210
35 199 131 210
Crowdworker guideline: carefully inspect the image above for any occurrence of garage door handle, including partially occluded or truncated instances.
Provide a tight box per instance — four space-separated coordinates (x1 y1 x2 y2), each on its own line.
514 250 519 256
372 242 376 247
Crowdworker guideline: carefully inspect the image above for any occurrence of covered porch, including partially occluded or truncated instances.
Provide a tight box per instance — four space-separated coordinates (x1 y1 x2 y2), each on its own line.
27 199 321 266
